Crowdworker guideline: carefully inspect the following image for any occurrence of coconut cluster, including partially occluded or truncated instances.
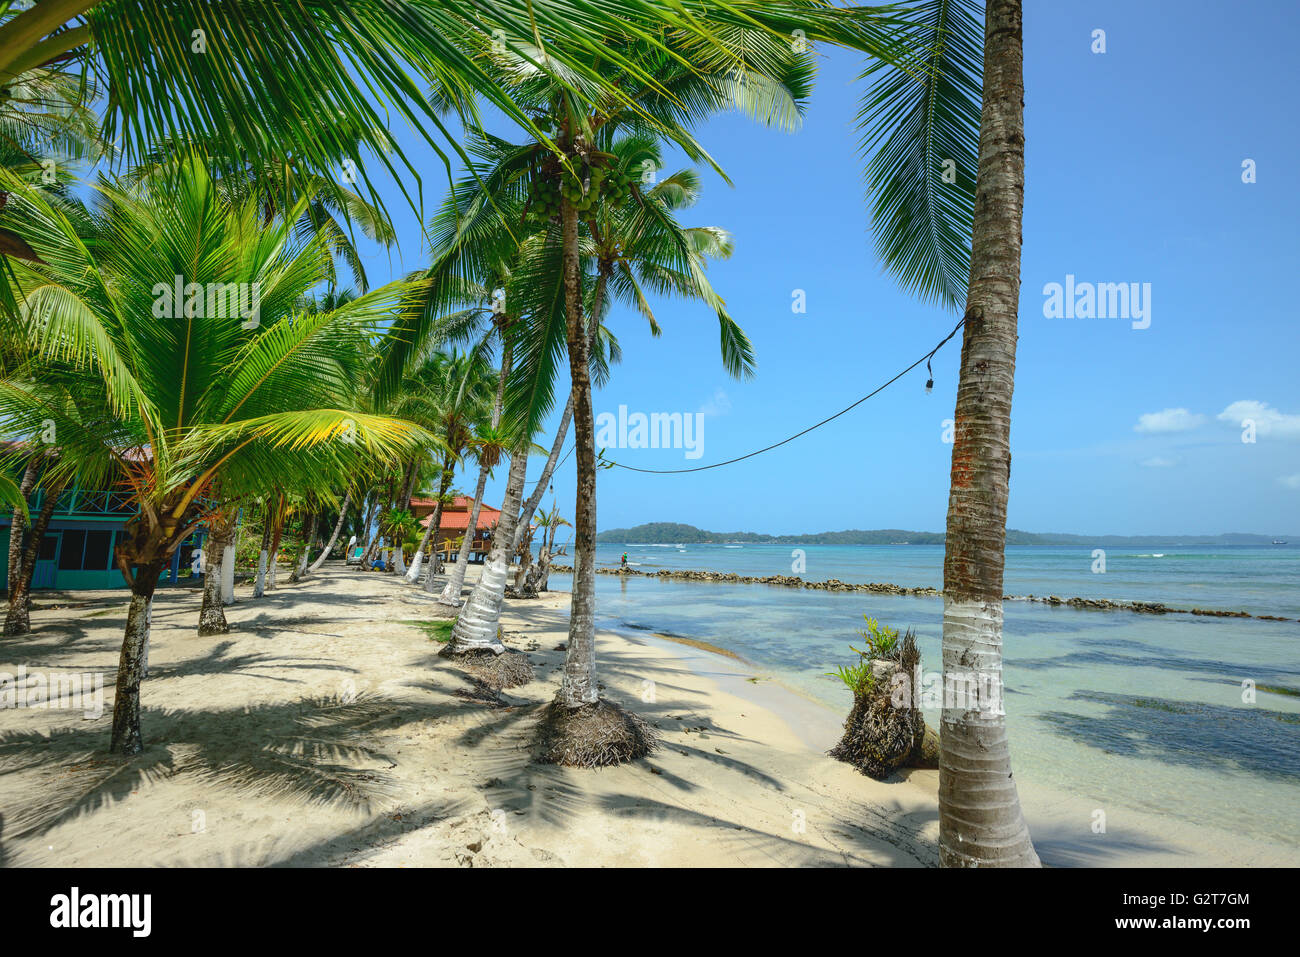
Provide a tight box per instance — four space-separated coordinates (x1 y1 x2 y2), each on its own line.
528 162 635 223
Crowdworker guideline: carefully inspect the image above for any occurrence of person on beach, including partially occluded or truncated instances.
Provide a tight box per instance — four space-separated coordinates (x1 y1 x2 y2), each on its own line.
621 552 628 568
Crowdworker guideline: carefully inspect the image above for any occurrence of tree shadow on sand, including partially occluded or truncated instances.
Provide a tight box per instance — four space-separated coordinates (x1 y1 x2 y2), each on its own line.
0 693 457 843
145 640 358 685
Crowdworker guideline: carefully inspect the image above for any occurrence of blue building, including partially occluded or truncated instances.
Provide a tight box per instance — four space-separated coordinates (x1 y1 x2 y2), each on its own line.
0 484 201 590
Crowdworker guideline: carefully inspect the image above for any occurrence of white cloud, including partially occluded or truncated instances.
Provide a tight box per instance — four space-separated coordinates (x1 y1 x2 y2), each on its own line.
1280 473 1300 490
1217 400 1300 438
698 388 731 417
1141 456 1177 468
1134 408 1206 433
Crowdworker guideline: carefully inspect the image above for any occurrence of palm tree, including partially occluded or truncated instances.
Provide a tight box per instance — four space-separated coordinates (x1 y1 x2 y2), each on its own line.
528 502 570 594
0 153 429 753
393 350 494 583
403 109 750 684
198 503 238 634
3 465 65 635
544 130 752 753
0 62 101 286
307 488 351 572
251 496 275 597
438 421 511 603
858 0 1037 865
125 131 397 292
378 506 416 573
1 0 905 288
423 336 509 597
934 0 1037 868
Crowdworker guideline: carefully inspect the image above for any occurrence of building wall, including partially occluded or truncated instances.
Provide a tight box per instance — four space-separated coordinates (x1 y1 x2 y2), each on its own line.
0 520 129 591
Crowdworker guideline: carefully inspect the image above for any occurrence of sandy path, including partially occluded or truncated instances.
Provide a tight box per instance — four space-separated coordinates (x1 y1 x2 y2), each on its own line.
0 565 938 867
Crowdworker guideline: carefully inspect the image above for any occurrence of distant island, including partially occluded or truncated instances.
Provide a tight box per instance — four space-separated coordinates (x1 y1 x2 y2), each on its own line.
595 522 1295 547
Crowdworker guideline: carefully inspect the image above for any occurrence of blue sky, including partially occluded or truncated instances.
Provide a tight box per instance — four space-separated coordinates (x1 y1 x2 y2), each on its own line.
354 0 1300 537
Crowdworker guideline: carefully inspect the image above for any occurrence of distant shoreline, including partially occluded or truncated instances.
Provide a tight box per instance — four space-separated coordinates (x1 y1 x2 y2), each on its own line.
595 523 1296 547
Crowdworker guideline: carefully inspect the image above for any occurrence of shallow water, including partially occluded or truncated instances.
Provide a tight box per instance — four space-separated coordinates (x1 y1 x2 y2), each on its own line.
552 543 1300 852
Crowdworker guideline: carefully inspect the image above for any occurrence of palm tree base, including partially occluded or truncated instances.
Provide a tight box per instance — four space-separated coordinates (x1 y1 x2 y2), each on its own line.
531 697 658 768
828 688 927 780
828 631 928 779
197 614 230 636
440 645 533 689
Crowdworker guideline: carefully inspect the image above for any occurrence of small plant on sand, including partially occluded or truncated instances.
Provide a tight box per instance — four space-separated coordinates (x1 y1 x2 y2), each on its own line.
826 617 898 692
857 616 900 659
828 659 877 695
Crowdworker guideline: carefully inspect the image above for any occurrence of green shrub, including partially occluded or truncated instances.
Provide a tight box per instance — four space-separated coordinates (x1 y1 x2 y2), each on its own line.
828 659 876 695
857 616 900 659
826 617 903 694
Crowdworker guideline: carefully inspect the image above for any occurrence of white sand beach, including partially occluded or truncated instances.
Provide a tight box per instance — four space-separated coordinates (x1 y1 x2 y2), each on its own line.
0 565 1291 868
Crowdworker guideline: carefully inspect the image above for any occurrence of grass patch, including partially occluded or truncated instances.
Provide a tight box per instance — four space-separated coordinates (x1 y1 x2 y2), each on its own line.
404 619 454 643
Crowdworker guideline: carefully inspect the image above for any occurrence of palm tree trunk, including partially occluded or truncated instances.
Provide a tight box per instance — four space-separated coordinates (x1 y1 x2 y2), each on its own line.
537 541 553 592
291 512 317 581
390 524 407 575
417 461 455 586
513 521 535 591
6 454 40 594
397 458 419 512
253 511 272 598
3 477 64 636
511 268 601 553
220 519 238 604
513 391 573 552
359 491 381 566
559 186 599 708
416 457 457 582
446 447 528 654
938 0 1038 869
109 556 167 755
440 338 512 602
199 525 232 635
266 502 286 589
437 462 489 603
309 490 351 572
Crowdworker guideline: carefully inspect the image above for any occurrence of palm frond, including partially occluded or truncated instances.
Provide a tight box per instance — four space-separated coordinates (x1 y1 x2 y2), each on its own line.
856 0 982 309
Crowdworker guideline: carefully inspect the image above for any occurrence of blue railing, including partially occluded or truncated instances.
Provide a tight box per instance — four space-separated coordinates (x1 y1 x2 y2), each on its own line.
28 487 136 516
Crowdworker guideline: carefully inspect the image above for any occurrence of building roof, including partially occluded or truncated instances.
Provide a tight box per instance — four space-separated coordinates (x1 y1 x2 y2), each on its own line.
413 496 502 531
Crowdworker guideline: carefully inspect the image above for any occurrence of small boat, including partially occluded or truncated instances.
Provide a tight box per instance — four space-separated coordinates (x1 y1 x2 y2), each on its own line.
1273 540 1288 545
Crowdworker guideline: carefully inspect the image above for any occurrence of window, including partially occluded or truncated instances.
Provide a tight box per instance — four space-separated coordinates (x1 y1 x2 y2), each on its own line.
83 530 113 570
38 535 58 561
58 530 85 570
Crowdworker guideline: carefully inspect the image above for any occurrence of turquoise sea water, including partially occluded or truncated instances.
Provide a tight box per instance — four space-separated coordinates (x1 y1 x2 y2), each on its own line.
552 543 1300 853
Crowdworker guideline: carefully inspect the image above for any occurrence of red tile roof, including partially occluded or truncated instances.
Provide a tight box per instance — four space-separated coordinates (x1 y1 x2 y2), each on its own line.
413 496 502 530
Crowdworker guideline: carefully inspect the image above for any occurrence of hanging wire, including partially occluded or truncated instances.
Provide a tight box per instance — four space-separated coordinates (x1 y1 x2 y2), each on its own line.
597 315 967 476
524 441 575 490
